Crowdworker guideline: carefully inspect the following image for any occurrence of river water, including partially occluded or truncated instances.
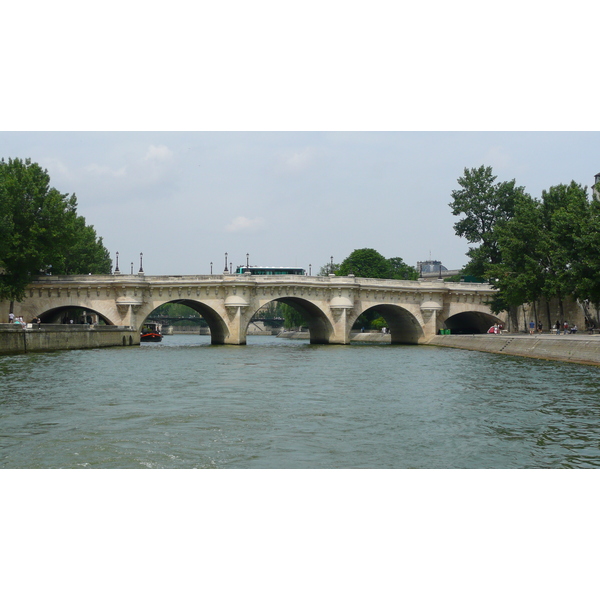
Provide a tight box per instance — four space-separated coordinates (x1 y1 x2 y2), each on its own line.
1 334 600 468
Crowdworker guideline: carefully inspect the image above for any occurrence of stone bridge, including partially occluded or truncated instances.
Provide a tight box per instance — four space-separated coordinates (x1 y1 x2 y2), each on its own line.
13 274 505 344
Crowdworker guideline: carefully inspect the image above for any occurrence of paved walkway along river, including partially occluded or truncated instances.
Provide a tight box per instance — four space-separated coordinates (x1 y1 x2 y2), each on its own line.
427 333 600 366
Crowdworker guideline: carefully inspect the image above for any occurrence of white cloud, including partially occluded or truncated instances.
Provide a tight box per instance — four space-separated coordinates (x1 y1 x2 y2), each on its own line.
483 146 512 170
42 157 71 178
225 216 265 232
83 163 127 177
280 147 314 171
144 144 174 162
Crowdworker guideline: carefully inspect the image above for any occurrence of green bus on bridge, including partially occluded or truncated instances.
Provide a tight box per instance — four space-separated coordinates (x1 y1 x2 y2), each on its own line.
234 266 306 276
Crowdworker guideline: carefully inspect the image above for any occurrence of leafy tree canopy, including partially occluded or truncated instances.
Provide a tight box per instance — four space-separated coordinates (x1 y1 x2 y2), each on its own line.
388 256 419 280
0 157 112 301
337 248 390 278
450 165 527 277
335 248 418 280
280 302 306 329
318 261 340 276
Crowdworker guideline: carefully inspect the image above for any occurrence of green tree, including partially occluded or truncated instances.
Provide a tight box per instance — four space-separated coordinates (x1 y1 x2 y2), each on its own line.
149 303 202 319
0 157 112 303
337 248 391 278
388 256 418 280
255 301 284 320
487 194 545 327
538 182 591 320
53 215 112 275
450 165 525 277
488 180 594 327
573 194 600 310
280 302 306 329
318 261 340 276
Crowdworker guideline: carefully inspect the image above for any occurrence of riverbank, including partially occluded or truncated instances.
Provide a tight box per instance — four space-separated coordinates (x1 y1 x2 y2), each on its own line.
278 330 600 366
427 333 600 366
0 324 139 355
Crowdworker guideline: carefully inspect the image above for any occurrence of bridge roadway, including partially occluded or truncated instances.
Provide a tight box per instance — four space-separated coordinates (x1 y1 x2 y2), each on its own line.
14 274 504 345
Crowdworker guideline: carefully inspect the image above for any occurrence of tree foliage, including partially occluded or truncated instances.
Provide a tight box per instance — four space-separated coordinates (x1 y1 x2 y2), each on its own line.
0 158 112 301
280 302 306 329
337 248 390 278
451 165 600 323
388 256 419 280
450 165 526 277
318 261 340 276
335 248 418 280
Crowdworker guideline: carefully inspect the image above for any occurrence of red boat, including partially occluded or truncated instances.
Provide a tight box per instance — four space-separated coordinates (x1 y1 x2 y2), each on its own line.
141 322 163 342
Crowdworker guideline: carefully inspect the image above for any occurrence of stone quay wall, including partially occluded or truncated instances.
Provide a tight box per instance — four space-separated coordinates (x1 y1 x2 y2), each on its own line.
0 324 139 355
427 333 600 366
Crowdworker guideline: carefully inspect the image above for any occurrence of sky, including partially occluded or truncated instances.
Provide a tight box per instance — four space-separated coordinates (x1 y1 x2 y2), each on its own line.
2 131 599 276
2 2 599 280
3 3 599 278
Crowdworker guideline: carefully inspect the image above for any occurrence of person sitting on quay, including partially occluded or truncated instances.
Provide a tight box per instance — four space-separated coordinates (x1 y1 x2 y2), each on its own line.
571 324 578 334
13 316 26 329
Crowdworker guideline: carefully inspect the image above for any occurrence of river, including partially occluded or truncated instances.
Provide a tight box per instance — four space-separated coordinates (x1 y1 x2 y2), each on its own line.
1 335 600 468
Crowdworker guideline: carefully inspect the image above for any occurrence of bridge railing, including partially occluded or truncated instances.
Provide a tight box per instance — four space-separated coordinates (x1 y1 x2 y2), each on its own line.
29 274 496 291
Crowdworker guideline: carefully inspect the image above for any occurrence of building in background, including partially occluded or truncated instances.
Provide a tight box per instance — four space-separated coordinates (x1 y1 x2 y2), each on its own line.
416 260 460 279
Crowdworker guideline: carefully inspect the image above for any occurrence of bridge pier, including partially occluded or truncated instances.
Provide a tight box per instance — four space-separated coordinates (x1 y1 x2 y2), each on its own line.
329 306 352 344
224 306 247 345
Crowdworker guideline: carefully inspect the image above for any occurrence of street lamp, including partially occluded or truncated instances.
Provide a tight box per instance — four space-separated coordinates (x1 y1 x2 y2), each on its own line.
309 264 312 276
210 262 213 275
139 252 144 274
246 253 249 268
130 262 134 275
224 252 228 273
114 251 120 274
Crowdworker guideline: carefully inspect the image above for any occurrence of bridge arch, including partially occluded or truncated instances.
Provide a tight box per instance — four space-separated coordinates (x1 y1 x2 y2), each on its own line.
138 299 230 344
37 304 114 325
444 310 504 334
246 297 334 344
350 303 424 344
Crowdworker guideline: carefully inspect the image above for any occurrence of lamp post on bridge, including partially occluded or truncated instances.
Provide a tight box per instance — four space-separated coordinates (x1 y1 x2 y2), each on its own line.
139 252 144 274
210 262 213 275
114 251 120 275
224 252 228 274
309 264 312 276
130 262 134 275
